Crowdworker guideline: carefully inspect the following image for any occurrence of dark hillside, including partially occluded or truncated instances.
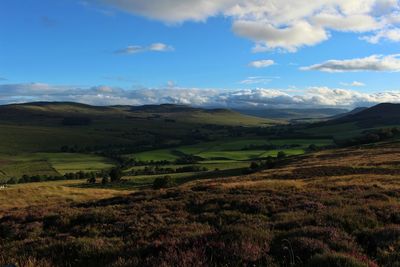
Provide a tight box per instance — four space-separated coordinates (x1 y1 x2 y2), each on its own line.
330 107 367 120
333 103 400 127
236 108 348 120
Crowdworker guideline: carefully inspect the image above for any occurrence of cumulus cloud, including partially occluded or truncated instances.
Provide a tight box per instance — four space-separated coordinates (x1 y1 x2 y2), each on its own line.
248 59 275 68
1 82 400 108
362 27 400 43
91 0 400 52
114 43 174 54
234 20 329 52
301 54 400 72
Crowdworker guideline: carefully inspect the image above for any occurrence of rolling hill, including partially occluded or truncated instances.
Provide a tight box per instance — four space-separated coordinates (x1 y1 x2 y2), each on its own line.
0 102 281 181
329 106 368 120
235 108 348 121
304 103 400 139
0 102 278 155
334 103 400 125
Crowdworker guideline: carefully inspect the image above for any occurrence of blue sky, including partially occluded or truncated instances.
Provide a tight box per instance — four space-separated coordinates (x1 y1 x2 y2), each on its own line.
1 0 400 108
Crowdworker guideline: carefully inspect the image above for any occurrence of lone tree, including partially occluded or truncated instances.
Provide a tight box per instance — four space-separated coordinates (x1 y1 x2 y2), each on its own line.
153 176 173 189
102 176 109 185
109 168 122 182
308 144 318 151
277 151 287 159
250 161 260 170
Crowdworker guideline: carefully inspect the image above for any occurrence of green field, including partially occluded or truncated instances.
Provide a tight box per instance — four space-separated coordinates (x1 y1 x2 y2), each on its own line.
130 138 332 162
0 153 114 181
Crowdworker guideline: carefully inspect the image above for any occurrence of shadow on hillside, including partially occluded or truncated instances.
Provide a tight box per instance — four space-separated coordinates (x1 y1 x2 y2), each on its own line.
68 167 248 191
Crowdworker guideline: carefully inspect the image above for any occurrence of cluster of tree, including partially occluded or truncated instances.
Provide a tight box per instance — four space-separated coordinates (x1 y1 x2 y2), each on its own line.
307 144 319 152
245 152 287 174
174 154 203 164
241 143 300 151
126 165 208 176
337 127 400 147
4 171 98 185
86 167 122 185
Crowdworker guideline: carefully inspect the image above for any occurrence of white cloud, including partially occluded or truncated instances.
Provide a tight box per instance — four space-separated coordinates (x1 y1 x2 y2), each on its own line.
115 43 174 54
248 59 275 68
240 76 273 84
233 20 329 52
341 81 366 87
1 82 400 108
92 0 400 52
362 27 400 43
95 0 235 23
312 13 381 32
301 54 400 72
148 43 174 51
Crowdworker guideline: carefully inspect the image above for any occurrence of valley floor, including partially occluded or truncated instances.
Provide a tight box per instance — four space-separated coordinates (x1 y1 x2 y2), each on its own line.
2 143 400 266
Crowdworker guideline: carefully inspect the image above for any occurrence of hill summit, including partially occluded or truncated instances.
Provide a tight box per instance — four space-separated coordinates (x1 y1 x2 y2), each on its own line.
327 103 400 127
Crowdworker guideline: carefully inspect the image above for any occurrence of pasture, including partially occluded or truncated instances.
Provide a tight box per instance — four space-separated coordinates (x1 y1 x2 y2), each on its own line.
130 137 332 162
0 153 114 181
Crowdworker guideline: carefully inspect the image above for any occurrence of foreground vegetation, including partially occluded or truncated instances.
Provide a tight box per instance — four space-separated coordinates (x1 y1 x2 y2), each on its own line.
2 143 400 266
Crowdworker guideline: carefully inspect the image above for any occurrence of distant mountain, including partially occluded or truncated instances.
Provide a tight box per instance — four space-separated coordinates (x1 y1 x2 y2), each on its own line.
0 101 120 121
310 103 400 130
334 103 400 125
0 101 274 126
130 104 231 114
235 108 348 121
329 107 368 120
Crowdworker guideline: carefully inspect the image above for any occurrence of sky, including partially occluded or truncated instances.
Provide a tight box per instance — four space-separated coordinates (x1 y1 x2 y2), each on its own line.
1 0 400 109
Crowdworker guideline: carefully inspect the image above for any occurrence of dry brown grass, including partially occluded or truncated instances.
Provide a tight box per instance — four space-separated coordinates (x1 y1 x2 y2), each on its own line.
0 180 131 215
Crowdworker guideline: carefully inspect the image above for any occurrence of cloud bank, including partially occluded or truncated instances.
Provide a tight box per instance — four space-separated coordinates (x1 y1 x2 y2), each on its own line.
1 82 399 109
92 0 400 52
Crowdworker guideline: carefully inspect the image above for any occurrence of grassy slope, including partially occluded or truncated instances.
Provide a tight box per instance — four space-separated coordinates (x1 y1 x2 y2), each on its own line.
36 153 114 174
0 180 129 213
0 103 275 153
0 102 277 179
131 137 333 161
304 103 400 139
2 143 400 266
0 153 114 181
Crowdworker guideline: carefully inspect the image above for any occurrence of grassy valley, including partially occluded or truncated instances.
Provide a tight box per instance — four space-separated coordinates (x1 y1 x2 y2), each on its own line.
1 102 400 266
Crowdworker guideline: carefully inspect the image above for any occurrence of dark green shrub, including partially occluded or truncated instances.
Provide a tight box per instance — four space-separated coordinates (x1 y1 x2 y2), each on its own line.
110 168 122 182
308 144 318 151
250 161 260 170
102 177 109 185
277 151 287 159
153 176 174 189
7 177 18 184
87 177 96 184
